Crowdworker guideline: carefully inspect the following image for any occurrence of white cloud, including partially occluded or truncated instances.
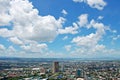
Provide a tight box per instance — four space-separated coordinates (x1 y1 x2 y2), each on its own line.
58 23 78 34
62 36 68 40
0 44 6 50
73 0 107 10
64 45 72 51
0 43 49 58
21 43 48 53
73 0 83 2
0 14 12 26
71 14 108 57
8 46 16 53
112 35 120 40
21 15 64 42
0 45 16 55
0 0 118 58
9 37 23 45
0 0 65 43
90 19 106 33
87 0 107 10
72 33 99 47
77 14 88 27
104 27 117 34
0 28 14 37
10 0 65 42
0 0 66 57
72 15 106 48
98 16 104 20
61 9 68 15
0 0 10 13
91 44 105 53
112 30 117 33
69 46 118 58
0 0 12 26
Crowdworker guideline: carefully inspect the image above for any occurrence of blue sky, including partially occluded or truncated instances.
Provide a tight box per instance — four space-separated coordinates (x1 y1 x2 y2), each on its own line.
0 0 120 58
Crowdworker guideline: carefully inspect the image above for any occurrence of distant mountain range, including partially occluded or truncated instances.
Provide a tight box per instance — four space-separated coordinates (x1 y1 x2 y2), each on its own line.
0 57 120 62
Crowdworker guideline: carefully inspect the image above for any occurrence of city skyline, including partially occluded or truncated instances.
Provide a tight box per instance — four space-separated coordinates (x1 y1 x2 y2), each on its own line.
0 0 120 58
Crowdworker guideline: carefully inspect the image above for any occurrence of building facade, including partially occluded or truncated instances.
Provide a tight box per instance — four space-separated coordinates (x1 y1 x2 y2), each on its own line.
53 62 59 73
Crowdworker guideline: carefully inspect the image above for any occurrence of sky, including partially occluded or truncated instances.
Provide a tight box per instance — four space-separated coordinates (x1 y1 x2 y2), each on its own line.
0 0 120 58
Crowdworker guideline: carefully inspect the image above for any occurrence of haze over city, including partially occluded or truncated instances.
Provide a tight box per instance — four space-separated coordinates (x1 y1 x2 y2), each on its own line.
0 0 120 59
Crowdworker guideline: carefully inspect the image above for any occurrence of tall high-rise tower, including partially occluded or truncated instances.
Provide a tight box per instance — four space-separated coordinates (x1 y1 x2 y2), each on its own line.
53 61 59 73
76 69 84 78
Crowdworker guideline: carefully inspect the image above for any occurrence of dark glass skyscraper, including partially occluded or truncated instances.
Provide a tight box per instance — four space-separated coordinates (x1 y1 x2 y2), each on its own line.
53 62 59 73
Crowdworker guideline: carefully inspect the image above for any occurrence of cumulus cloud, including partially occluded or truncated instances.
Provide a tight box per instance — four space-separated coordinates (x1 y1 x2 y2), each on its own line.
0 0 117 58
112 35 120 40
58 23 79 34
0 45 18 57
62 36 68 40
0 0 11 26
9 37 23 45
77 14 88 27
0 43 49 58
0 28 14 37
73 0 107 10
0 14 11 26
72 18 106 47
8 46 16 53
0 0 10 13
0 44 6 50
72 33 99 47
69 45 117 58
0 0 66 57
21 43 48 53
111 30 117 34
64 45 72 51
0 0 65 43
71 14 108 56
98 16 104 20
91 44 105 53
61 9 68 16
